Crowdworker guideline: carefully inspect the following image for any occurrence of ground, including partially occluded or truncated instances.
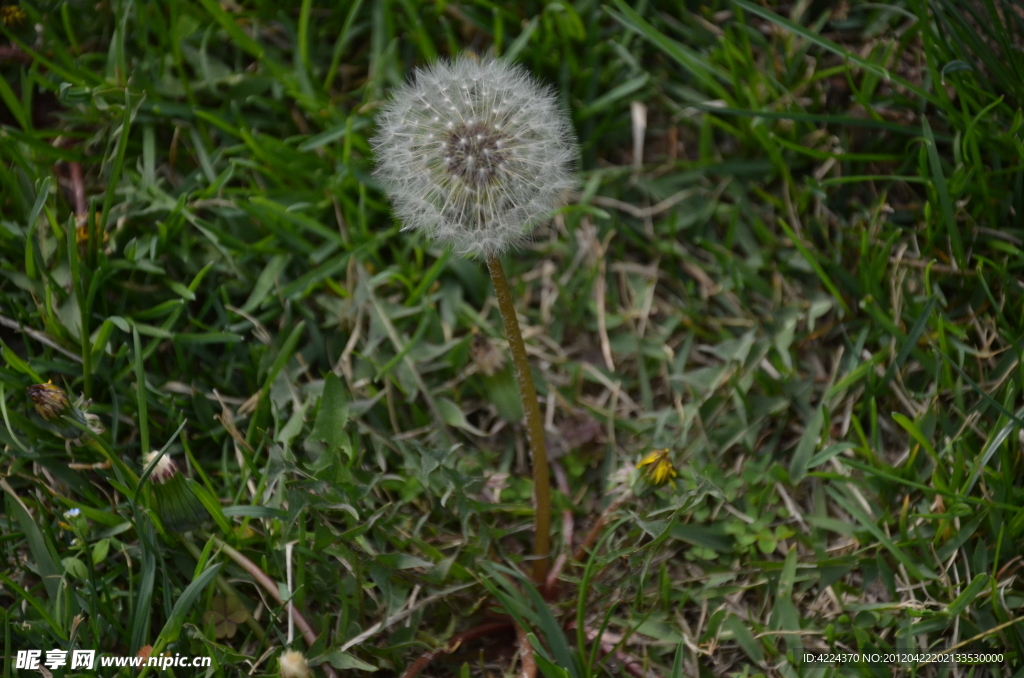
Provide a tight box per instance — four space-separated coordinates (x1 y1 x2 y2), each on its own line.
1 1 1024 677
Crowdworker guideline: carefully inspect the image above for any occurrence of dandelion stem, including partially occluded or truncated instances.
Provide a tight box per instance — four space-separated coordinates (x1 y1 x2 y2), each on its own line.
486 253 551 583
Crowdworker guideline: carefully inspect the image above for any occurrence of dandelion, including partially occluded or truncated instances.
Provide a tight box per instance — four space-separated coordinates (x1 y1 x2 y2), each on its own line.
143 450 208 533
635 448 678 491
27 381 104 445
372 55 577 257
278 650 310 678
373 55 579 584
0 5 27 28
75 212 109 257
27 381 73 422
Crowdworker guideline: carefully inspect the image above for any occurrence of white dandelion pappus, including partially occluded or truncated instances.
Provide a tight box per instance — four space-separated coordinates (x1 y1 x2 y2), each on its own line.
372 56 578 257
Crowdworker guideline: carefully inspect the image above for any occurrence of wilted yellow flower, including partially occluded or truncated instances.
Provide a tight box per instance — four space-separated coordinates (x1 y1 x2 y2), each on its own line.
27 381 71 421
1 5 27 28
636 448 677 487
26 380 102 445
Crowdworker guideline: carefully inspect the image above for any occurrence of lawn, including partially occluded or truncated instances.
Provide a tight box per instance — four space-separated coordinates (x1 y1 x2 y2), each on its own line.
2 0 1024 677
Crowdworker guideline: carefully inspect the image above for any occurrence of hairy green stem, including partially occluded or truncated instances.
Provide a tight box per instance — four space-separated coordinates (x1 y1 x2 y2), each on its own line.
486 254 551 583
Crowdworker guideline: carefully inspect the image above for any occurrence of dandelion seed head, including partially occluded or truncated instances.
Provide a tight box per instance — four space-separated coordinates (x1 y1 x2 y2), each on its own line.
279 650 310 678
372 56 578 257
143 450 178 485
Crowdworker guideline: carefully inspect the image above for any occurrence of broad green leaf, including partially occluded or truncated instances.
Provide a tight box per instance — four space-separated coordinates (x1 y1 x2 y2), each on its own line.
91 539 110 565
437 398 488 436
62 557 88 582
303 372 350 461
317 651 378 671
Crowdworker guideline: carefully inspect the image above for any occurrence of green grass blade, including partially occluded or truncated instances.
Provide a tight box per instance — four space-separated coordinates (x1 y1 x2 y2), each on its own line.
921 117 963 266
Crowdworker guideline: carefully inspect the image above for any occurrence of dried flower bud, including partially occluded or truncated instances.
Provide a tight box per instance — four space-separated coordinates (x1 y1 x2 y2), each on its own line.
278 650 310 678
27 381 96 442
27 381 71 421
372 56 578 257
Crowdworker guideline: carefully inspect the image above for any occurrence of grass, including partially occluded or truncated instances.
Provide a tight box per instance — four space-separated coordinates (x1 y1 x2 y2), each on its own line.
2 0 1024 676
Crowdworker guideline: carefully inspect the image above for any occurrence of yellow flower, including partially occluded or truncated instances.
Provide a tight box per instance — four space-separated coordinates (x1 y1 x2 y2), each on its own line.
1 5 27 28
636 448 677 487
75 213 109 252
